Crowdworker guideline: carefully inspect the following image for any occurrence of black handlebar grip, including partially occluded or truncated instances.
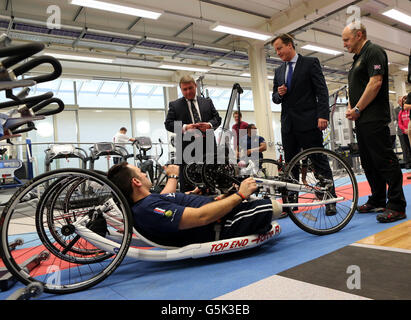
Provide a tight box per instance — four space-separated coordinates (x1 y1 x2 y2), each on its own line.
31 97 65 116
11 121 36 134
0 42 45 68
13 55 62 84
0 91 54 109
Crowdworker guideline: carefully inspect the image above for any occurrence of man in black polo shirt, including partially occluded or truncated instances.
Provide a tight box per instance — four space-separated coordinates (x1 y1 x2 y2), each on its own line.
342 23 406 223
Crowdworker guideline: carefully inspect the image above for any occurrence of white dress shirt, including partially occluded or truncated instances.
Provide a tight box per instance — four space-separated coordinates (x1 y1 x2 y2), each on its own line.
285 53 299 83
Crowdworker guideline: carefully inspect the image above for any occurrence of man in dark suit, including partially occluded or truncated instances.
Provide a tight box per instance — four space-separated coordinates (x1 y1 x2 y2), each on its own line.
271 33 336 216
165 75 221 192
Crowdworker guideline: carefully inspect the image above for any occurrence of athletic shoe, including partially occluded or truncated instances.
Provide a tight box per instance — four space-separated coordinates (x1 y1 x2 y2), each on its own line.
357 202 385 213
376 209 406 223
86 212 108 237
325 203 337 216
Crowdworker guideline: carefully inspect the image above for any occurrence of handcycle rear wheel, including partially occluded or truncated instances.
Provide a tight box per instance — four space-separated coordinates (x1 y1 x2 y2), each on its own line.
283 147 358 235
0 168 133 294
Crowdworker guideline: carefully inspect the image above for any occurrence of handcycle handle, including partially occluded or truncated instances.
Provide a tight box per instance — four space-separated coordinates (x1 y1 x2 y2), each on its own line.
11 121 36 134
31 97 65 116
0 91 54 110
0 42 45 69
13 55 62 84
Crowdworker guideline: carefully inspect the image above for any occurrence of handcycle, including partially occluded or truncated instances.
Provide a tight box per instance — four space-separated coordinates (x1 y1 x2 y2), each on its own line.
0 145 358 294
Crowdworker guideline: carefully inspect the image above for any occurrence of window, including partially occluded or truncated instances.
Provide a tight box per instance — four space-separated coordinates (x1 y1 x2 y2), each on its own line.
28 79 75 105
78 109 132 171
132 109 169 164
131 84 164 109
76 80 130 108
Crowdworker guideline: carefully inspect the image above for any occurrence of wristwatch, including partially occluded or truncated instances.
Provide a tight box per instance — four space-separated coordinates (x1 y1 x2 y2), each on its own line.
167 175 179 180
354 106 361 115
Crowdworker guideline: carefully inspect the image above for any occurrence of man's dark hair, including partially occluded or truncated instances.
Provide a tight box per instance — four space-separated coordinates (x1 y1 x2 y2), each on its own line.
271 33 295 49
107 162 137 203
120 127 127 132
233 111 242 117
247 123 256 130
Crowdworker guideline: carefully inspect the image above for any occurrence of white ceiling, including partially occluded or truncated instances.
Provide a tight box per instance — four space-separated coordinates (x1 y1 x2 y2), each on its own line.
0 0 409 93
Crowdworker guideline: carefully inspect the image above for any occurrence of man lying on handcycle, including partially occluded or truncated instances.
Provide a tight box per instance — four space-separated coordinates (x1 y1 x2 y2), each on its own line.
107 162 281 247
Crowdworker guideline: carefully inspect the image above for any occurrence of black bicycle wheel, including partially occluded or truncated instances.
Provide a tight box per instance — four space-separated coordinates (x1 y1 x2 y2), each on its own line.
283 147 358 235
0 168 133 294
255 158 283 179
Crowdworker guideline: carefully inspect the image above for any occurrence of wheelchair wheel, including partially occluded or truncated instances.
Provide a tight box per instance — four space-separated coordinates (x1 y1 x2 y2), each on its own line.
0 168 133 294
37 175 111 261
283 147 358 235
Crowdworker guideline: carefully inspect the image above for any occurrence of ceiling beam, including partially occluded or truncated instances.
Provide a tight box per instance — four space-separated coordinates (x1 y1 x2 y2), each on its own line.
266 0 358 35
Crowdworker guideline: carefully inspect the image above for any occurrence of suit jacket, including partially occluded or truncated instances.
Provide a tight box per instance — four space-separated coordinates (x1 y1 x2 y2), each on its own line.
164 96 222 161
272 54 329 133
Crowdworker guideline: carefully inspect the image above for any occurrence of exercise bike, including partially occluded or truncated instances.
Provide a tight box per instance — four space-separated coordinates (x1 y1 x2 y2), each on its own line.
133 137 168 193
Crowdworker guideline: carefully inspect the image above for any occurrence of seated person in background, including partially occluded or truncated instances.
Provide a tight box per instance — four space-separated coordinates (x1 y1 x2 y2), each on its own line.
107 162 280 247
238 123 267 167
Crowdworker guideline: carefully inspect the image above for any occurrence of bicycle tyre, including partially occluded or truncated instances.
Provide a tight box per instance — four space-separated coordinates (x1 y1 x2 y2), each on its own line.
0 168 133 294
284 147 358 235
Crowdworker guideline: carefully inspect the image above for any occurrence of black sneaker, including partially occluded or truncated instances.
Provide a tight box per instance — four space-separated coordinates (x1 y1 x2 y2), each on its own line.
357 203 385 213
325 203 337 216
86 212 108 237
376 209 406 223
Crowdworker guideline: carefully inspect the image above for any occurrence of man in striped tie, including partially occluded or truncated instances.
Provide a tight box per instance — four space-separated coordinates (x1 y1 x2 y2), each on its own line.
165 75 221 192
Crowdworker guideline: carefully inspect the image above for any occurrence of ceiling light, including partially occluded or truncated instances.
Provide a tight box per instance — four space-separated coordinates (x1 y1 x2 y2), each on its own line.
382 8 411 27
210 22 272 41
389 90 396 94
46 52 114 64
401 66 409 72
158 63 211 73
301 44 342 55
70 0 163 20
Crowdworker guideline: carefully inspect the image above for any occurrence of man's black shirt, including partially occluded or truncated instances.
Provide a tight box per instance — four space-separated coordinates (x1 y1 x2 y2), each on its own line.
348 40 390 124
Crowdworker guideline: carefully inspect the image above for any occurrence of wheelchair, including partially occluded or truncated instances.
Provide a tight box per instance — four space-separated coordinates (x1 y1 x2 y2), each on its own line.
0 146 358 295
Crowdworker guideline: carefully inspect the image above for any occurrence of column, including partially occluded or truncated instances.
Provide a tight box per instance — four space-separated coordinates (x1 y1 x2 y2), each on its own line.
247 41 276 161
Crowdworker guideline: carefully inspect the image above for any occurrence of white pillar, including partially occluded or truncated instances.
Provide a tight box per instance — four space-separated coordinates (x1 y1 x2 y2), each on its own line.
393 75 407 102
247 42 276 160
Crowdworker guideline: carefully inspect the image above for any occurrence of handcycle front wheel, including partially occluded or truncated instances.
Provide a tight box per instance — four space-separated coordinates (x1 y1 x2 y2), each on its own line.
0 168 133 294
283 147 358 235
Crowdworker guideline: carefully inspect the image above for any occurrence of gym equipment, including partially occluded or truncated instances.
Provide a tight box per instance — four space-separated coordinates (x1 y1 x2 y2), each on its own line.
6 282 44 300
0 144 358 294
89 142 128 171
44 144 89 172
0 236 49 292
183 83 244 190
0 34 64 143
133 137 167 192
0 159 23 189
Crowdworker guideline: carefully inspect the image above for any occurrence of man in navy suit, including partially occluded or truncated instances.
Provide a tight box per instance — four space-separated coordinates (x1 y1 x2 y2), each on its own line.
165 75 221 192
272 34 336 217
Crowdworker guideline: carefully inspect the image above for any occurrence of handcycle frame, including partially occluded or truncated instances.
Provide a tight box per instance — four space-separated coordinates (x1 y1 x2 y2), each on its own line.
0 144 357 294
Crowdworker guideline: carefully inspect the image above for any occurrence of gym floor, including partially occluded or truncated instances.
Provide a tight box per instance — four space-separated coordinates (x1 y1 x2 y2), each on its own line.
0 172 410 301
